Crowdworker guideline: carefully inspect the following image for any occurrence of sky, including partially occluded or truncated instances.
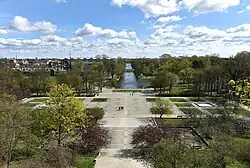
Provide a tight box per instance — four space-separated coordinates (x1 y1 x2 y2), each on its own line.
0 0 250 58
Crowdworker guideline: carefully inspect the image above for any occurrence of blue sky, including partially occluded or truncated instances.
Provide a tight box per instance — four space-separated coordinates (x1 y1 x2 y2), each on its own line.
0 0 250 58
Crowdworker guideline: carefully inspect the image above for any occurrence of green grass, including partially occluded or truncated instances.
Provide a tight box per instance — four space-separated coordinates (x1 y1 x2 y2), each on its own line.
180 108 203 115
86 108 105 120
169 98 188 102
226 157 249 168
164 118 185 126
146 98 160 102
205 97 223 103
233 108 250 117
150 108 172 115
112 89 142 92
28 98 48 103
175 103 194 107
234 138 250 145
91 98 108 102
24 103 40 108
206 108 221 114
75 156 96 168
189 97 206 102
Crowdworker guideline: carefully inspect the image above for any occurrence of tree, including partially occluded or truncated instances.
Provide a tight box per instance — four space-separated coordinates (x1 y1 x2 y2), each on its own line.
151 99 173 118
179 68 195 85
90 62 105 92
71 125 111 154
131 120 174 155
0 94 32 168
37 84 88 146
149 137 187 168
165 72 179 93
30 70 49 96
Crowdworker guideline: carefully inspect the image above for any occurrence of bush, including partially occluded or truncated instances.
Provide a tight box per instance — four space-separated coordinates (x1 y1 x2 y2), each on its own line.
86 108 105 121
71 125 111 154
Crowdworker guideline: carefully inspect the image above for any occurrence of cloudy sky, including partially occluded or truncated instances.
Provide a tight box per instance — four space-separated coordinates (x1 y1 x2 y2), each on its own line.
0 0 250 58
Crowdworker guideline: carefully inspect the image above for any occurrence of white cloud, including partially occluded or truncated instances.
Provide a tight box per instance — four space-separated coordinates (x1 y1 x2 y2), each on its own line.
0 29 7 35
112 0 180 18
10 16 57 34
112 0 240 17
247 5 250 10
75 23 137 39
153 15 182 28
1 24 250 58
156 15 182 24
182 0 240 14
56 0 68 3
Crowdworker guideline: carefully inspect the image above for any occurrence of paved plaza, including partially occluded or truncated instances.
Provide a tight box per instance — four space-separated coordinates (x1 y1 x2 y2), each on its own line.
94 92 151 168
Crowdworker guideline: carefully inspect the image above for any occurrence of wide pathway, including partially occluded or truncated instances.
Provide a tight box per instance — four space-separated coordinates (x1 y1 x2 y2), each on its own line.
94 92 150 168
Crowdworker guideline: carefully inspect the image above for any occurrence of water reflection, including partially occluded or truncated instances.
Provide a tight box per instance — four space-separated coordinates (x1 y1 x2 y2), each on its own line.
120 63 150 89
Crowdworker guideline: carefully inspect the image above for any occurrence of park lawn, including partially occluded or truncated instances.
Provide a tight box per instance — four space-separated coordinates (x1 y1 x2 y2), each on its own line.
206 108 221 114
180 108 203 115
146 98 160 102
150 108 172 115
233 108 250 117
205 97 223 104
175 103 194 107
91 98 108 102
24 103 39 108
169 98 188 102
234 138 250 145
112 89 142 92
28 98 48 103
164 118 185 126
226 157 249 168
75 156 96 168
189 97 207 102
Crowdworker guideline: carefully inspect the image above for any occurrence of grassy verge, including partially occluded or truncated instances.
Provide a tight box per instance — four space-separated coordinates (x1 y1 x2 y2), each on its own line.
146 98 160 102
24 103 40 108
169 98 188 102
233 108 250 117
164 118 185 126
189 97 207 102
206 108 221 114
180 108 203 115
75 156 96 168
91 98 108 102
226 157 249 168
112 89 142 92
150 108 172 115
28 98 48 103
175 103 194 107
234 138 250 145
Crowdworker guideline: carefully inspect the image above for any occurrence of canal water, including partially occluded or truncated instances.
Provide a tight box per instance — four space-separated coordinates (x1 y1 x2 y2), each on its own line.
120 64 150 89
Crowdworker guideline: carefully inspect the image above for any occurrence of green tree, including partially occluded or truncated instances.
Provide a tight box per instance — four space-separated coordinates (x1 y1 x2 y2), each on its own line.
179 68 195 85
38 84 88 146
165 72 179 93
0 94 32 168
151 99 173 118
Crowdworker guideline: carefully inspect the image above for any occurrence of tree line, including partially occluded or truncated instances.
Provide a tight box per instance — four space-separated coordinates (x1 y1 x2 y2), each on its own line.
0 57 126 99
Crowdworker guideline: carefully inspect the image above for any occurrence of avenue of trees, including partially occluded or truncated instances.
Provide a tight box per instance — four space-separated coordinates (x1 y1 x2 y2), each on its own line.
0 84 110 168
